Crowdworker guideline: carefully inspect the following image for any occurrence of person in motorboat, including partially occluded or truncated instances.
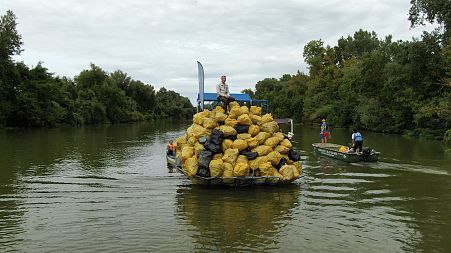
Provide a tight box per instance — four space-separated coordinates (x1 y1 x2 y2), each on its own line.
351 129 363 153
320 118 330 144
167 140 175 156
216 75 235 111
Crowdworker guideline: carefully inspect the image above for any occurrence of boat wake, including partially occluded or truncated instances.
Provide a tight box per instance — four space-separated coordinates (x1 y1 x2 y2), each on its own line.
356 161 450 176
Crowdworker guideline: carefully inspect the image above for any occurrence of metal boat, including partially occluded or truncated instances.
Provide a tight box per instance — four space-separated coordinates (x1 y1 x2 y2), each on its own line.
312 143 379 162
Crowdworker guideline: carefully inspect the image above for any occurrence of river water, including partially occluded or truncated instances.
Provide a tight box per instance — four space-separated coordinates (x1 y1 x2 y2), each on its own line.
0 122 450 252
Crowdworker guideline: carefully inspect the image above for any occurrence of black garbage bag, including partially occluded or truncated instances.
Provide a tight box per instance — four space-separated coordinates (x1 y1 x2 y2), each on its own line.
288 149 300 162
199 150 213 169
197 167 211 177
239 150 258 160
228 135 237 141
235 125 249 134
275 157 288 170
210 129 224 145
204 139 222 154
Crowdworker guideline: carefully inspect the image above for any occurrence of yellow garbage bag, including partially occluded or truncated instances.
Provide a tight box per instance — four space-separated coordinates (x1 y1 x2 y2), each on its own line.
279 165 300 181
237 133 252 140
240 106 249 115
224 118 239 127
261 121 279 134
264 137 280 148
248 125 260 136
280 139 292 149
274 145 290 154
247 137 259 148
213 153 223 160
181 146 194 161
192 110 209 125
236 155 249 164
202 117 218 129
293 161 303 175
187 136 198 145
252 145 273 156
267 151 282 165
229 101 240 108
237 114 252 125
339 146 348 152
219 125 237 137
273 132 285 142
261 113 273 124
249 156 268 170
194 142 204 157
272 167 284 179
255 132 271 145
187 124 210 139
234 162 250 177
222 139 233 151
259 162 274 176
184 157 198 177
232 139 248 151
214 111 228 122
213 106 225 114
251 115 263 125
176 134 188 147
250 106 262 116
222 148 239 165
281 154 289 161
222 162 234 177
228 106 242 119
209 159 224 177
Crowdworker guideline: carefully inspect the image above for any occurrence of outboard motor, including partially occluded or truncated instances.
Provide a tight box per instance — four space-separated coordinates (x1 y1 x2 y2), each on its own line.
362 147 371 161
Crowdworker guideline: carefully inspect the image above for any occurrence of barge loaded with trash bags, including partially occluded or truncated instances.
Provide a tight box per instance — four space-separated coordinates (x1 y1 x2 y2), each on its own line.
173 101 302 186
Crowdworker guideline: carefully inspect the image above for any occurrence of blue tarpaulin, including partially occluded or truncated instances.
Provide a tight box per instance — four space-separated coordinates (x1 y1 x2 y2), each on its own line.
196 92 269 113
198 93 253 102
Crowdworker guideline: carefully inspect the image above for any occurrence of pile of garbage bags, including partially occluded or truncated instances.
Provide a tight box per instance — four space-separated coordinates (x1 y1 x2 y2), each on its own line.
175 102 302 182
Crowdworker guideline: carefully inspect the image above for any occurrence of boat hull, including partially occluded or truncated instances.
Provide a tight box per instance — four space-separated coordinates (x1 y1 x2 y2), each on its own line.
175 167 293 186
312 143 379 162
167 154 298 186
166 154 177 165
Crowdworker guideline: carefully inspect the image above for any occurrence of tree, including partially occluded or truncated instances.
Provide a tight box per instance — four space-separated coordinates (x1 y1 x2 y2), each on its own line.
0 10 23 62
0 10 23 125
241 88 255 99
409 0 451 40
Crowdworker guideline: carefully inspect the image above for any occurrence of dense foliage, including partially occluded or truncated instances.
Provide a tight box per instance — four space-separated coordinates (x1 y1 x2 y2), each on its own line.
0 11 194 128
409 0 451 40
250 31 450 140
246 0 451 141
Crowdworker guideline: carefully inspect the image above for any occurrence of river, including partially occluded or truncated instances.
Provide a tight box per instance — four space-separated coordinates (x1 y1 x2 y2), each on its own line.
0 122 450 252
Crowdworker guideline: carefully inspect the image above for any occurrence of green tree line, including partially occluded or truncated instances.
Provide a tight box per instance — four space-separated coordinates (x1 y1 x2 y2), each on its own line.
0 10 195 128
245 0 450 141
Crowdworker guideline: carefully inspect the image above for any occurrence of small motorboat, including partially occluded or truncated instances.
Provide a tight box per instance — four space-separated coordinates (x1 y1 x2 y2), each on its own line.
166 153 177 166
312 143 380 162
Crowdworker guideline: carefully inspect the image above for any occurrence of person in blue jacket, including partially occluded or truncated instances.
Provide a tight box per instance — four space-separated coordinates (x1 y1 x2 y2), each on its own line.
351 129 363 152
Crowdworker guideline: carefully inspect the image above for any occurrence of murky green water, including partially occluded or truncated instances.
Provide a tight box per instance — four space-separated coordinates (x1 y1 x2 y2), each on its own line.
1 122 450 252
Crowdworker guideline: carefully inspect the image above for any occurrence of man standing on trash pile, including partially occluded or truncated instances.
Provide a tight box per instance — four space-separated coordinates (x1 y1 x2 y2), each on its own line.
216 75 235 111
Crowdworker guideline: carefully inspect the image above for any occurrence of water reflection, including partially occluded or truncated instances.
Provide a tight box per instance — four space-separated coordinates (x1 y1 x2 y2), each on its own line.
175 185 301 252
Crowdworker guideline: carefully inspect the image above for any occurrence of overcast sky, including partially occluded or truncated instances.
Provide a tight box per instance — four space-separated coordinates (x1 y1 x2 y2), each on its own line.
1 0 436 104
